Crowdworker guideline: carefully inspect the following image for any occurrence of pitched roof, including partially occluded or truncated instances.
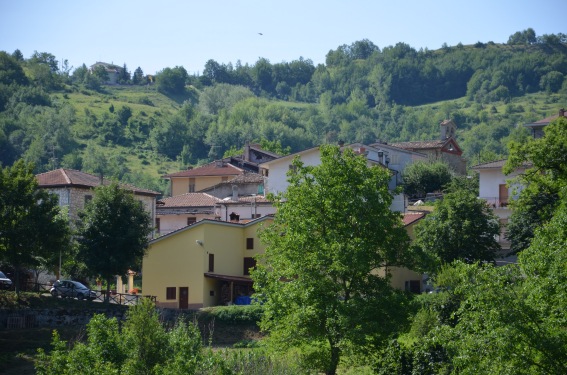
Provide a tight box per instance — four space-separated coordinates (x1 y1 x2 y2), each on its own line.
36 169 160 196
158 191 271 208
402 212 426 226
471 159 532 170
218 172 264 184
525 110 567 128
158 193 219 208
390 140 446 150
150 215 274 244
162 161 244 178
471 159 508 170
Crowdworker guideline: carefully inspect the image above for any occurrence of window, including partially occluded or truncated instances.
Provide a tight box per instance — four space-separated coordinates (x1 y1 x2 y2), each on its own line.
209 290 215 296
166 287 176 300
208 254 214 272
243 257 256 275
188 178 195 193
246 238 254 250
187 217 196 225
155 218 160 233
84 195 92 206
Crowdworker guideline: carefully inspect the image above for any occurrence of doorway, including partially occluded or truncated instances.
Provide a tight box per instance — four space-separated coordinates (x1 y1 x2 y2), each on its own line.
179 287 188 309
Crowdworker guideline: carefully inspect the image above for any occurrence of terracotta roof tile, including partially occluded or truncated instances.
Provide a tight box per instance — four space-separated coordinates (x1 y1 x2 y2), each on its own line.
159 193 220 208
402 212 426 226
163 161 244 178
390 140 446 150
36 169 160 196
471 159 532 170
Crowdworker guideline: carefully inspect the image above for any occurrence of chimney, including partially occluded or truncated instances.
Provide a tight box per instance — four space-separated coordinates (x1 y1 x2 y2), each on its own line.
244 142 250 162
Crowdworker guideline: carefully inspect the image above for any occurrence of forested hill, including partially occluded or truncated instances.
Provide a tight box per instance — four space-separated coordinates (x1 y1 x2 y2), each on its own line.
1 30 567 194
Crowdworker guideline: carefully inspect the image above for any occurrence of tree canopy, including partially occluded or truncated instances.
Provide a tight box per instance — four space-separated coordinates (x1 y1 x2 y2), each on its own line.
76 183 152 301
253 145 413 375
402 160 454 198
0 160 70 292
504 116 567 254
414 187 500 272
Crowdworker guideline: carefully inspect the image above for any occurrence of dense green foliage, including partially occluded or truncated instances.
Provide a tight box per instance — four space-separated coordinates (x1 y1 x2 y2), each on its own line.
414 187 500 272
504 116 567 254
35 298 304 375
402 160 454 198
253 145 413 375
76 183 152 301
1 30 566 193
0 160 70 292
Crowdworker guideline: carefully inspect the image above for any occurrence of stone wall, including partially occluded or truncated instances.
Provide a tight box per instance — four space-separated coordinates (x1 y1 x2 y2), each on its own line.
0 308 127 329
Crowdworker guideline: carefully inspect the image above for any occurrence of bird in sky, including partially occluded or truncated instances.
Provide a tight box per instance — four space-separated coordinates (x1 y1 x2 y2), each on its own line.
258 32 263 35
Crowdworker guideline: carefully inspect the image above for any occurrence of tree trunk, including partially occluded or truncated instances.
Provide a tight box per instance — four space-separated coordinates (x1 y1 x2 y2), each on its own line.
326 344 340 375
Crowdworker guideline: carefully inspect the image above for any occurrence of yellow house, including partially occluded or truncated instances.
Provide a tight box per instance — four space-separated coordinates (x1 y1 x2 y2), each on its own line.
377 211 427 293
163 161 245 197
142 216 272 309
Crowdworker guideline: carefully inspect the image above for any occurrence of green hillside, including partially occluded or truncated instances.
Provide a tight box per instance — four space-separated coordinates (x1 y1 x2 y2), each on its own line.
1 33 567 194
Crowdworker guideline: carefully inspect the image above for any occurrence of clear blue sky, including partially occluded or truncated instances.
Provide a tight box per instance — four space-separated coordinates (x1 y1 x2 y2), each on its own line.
2 0 566 75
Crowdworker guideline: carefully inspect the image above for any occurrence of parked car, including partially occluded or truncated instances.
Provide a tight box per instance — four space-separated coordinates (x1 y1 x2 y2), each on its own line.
50 280 97 301
0 271 12 289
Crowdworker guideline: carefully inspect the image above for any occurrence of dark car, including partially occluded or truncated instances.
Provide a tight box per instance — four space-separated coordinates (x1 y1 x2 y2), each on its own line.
50 280 97 301
0 271 12 290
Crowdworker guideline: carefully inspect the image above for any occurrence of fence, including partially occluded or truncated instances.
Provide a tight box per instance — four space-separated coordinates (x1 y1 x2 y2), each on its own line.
2 281 156 306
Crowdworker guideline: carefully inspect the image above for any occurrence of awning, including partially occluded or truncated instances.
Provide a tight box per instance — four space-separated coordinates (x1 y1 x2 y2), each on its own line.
204 272 254 284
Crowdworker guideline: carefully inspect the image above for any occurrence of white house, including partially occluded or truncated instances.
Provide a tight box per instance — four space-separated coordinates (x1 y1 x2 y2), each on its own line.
259 143 427 212
471 159 527 259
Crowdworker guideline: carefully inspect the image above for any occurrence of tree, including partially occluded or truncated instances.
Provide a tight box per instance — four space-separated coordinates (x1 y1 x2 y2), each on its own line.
253 145 413 375
91 65 109 83
402 160 453 198
156 66 188 95
414 188 500 272
119 63 130 84
0 160 70 293
132 66 144 85
504 116 567 254
76 183 152 302
36 298 204 375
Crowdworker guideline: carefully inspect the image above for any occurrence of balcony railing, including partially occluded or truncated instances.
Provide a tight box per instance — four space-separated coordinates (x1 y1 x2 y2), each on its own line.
479 197 511 209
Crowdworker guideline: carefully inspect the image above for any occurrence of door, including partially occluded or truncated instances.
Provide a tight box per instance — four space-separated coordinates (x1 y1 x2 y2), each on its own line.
499 184 509 206
179 287 188 309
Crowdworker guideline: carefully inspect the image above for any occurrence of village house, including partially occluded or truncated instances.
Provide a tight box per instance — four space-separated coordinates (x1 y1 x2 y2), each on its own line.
155 191 275 235
142 216 272 309
36 168 160 229
89 62 123 85
142 212 428 309
471 159 527 262
469 109 565 263
258 143 427 212
524 108 566 138
163 143 280 197
390 119 467 175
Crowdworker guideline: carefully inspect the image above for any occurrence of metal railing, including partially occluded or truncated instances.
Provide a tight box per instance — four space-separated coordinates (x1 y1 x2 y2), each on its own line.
2 281 156 306
478 197 510 208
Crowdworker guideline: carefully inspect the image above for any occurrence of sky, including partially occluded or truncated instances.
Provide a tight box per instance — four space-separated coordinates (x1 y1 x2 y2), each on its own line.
1 1 566 76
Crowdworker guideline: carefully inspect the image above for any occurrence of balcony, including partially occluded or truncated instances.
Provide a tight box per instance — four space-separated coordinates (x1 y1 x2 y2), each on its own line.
479 197 510 209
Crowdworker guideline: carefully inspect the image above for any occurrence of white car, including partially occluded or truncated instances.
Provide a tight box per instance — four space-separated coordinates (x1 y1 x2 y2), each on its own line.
0 271 12 289
50 280 97 300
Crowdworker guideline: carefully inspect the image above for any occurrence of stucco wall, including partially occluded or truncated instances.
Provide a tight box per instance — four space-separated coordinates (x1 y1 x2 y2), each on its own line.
171 176 235 196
